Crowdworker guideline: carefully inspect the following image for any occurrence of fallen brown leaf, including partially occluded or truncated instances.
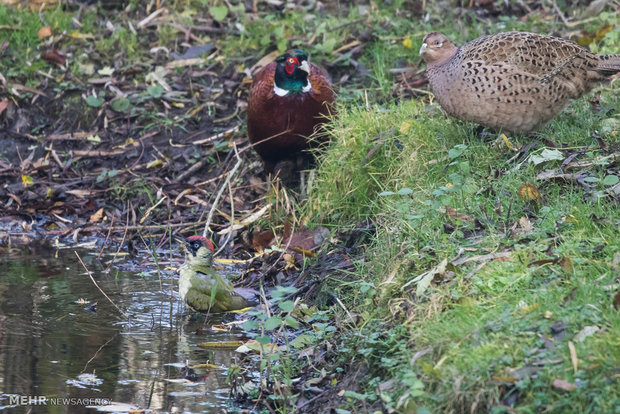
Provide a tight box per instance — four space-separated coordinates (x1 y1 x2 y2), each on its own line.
568 341 578 373
519 216 534 233
444 206 474 223
89 208 104 223
38 26 52 39
552 379 577 391
41 50 66 66
250 50 281 75
198 341 243 349
518 183 542 202
558 256 573 272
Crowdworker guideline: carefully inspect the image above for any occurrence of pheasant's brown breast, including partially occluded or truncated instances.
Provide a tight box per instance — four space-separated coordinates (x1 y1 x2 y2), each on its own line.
247 60 334 169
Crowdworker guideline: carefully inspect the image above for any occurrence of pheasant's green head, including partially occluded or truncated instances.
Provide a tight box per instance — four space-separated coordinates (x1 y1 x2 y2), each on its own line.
273 49 311 96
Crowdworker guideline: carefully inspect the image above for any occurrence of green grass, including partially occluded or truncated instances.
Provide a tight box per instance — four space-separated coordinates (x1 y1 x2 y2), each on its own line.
302 6 620 410
308 47 619 414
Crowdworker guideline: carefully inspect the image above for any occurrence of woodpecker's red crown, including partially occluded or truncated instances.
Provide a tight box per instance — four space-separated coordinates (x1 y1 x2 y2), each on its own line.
187 235 215 254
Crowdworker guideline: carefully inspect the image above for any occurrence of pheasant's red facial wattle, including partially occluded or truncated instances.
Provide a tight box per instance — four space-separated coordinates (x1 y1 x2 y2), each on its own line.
284 56 300 74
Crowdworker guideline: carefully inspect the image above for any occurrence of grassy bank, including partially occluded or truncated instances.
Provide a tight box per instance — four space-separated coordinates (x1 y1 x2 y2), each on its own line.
302 4 620 414
309 97 619 412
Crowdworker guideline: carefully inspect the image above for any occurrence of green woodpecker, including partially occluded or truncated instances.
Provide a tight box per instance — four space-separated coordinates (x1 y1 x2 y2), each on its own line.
178 235 254 313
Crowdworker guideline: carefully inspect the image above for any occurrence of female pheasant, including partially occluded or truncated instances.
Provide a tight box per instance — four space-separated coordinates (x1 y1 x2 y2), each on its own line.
247 49 335 174
420 32 620 133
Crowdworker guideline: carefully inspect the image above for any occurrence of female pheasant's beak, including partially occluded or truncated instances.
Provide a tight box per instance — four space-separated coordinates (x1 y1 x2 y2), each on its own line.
419 43 428 56
299 60 311 74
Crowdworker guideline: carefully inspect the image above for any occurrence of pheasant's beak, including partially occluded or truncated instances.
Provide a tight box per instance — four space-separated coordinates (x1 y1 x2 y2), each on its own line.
419 43 427 56
299 60 310 74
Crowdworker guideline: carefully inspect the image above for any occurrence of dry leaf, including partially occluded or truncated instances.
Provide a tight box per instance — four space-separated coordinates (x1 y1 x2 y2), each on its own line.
250 50 281 75
519 216 534 233
66 189 100 198
41 50 66 66
518 184 542 202
444 206 474 223
574 326 600 343
558 256 573 272
191 363 218 369
235 340 280 354
568 341 578 373
501 133 518 151
38 26 52 39
89 207 104 223
198 341 243 349
552 379 577 391
581 0 611 18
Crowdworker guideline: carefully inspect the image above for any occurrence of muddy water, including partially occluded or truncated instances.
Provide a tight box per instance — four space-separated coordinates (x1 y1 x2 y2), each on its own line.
0 243 250 413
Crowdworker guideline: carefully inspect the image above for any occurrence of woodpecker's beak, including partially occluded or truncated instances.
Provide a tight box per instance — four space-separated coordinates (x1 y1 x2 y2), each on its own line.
176 237 189 253
299 60 310 74
419 43 427 56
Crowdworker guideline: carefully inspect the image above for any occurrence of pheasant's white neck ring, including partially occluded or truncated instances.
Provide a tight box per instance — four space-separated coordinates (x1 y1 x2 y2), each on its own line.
273 79 312 96
273 84 289 96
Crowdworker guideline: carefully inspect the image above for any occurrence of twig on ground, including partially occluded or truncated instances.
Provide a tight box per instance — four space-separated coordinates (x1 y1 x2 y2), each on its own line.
202 143 242 238
215 176 236 256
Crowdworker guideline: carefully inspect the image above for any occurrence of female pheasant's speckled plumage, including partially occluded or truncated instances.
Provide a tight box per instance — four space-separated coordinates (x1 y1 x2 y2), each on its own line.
420 31 620 133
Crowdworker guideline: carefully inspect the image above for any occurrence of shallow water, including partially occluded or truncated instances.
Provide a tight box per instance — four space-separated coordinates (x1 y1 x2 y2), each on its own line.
0 243 250 413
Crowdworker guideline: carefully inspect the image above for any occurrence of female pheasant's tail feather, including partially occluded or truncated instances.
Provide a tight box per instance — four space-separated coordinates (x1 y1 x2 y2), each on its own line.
597 54 620 76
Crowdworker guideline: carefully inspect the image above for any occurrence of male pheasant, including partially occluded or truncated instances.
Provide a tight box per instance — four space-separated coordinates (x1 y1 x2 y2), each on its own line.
419 31 620 133
247 49 335 175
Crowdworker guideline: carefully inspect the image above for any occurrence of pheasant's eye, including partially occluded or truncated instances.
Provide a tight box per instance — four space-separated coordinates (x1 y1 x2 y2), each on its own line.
284 56 300 74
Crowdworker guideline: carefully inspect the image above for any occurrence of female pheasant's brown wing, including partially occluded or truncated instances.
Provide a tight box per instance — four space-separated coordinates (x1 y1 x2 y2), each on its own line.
463 33 583 67
460 32 595 97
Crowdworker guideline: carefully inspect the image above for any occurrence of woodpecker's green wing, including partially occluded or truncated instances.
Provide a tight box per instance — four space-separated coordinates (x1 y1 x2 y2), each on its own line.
182 266 253 313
